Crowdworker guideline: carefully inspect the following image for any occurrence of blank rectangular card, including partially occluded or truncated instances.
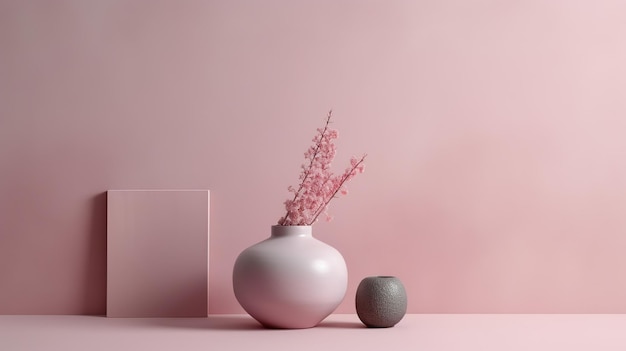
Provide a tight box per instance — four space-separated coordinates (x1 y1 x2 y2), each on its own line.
107 190 210 317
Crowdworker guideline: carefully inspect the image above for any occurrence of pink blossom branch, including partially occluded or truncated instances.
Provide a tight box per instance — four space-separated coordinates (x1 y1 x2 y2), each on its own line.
278 110 365 226
308 155 366 225
279 111 333 225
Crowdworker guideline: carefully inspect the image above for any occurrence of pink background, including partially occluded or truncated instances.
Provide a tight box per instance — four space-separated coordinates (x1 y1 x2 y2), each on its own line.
2 0 626 315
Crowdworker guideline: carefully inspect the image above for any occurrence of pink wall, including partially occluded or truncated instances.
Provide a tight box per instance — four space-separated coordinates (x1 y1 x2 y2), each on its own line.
2 0 626 314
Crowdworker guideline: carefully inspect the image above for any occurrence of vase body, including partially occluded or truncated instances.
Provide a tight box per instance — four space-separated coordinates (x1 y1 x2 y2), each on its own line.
233 225 348 329
355 276 407 328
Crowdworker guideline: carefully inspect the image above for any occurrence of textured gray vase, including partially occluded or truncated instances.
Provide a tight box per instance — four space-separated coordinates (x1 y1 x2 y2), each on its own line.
355 276 407 328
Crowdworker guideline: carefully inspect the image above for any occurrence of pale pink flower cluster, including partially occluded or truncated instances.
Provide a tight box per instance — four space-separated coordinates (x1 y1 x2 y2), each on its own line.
278 111 366 226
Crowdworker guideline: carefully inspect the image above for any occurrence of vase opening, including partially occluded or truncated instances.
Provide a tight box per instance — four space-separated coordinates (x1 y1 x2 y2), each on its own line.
271 225 312 238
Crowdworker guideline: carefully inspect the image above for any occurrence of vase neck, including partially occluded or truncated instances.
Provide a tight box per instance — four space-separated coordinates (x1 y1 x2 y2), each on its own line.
271 225 313 238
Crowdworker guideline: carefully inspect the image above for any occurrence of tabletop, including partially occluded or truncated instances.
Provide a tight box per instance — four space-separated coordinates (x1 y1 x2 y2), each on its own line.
2 314 626 350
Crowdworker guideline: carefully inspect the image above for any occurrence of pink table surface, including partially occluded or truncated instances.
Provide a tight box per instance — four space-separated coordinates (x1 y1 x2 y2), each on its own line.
2 314 626 350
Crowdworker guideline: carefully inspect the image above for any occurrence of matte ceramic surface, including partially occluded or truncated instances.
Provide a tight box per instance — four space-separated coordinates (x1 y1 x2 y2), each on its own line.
233 226 347 328
356 276 407 328
107 190 210 317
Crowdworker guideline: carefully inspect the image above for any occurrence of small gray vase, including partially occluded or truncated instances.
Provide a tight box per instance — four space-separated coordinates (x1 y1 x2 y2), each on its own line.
355 276 407 328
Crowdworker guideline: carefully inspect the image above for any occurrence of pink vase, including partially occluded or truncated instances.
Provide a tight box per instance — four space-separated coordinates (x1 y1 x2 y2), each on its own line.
232 225 347 329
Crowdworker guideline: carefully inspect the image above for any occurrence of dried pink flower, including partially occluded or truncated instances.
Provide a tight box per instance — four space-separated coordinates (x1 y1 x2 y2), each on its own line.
278 111 366 226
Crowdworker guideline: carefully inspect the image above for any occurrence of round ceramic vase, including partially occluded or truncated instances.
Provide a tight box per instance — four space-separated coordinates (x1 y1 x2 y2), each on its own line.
355 276 407 328
232 225 348 329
